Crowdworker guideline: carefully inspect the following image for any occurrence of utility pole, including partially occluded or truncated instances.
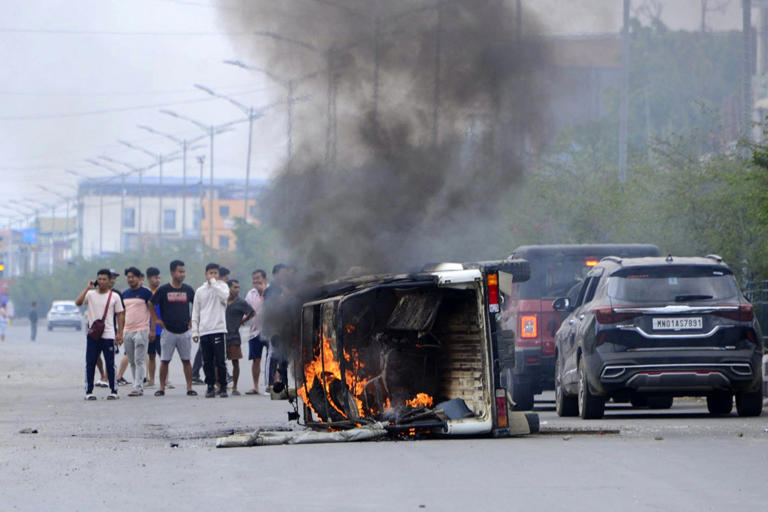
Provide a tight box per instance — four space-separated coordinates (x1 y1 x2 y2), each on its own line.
743 0 754 140
192 85 272 222
138 125 207 239
619 0 631 183
432 1 444 147
197 155 205 254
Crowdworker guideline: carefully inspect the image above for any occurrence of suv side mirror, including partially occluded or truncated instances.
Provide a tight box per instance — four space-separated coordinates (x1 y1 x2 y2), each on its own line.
552 297 571 312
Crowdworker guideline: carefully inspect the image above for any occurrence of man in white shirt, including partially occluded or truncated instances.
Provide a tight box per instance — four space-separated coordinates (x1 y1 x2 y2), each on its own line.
244 269 268 394
75 268 125 400
191 263 229 398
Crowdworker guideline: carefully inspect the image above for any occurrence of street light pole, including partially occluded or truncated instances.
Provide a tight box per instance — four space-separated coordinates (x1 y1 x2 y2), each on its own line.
86 159 126 252
193 85 278 221
197 155 205 253
137 126 208 238
160 110 249 250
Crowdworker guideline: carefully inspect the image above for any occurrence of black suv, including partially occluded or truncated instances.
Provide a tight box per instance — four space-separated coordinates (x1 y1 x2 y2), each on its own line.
553 255 764 419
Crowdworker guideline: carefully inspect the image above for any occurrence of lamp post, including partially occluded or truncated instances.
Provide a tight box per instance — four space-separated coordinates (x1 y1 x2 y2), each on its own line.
196 154 205 253
160 110 247 250
222 61 320 163
85 159 127 252
193 84 282 221
137 125 212 238
118 140 182 246
98 156 159 245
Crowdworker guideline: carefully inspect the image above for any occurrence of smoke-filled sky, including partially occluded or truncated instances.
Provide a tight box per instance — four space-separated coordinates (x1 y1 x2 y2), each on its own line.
0 0 742 228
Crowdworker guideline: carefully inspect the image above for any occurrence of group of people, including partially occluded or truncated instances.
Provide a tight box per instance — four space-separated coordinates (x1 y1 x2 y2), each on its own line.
75 260 293 400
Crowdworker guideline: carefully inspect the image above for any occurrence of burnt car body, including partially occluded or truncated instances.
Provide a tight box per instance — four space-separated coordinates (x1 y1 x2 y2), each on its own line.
296 260 536 437
502 244 660 410
553 255 764 419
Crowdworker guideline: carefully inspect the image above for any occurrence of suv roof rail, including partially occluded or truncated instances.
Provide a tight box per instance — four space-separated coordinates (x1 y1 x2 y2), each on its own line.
705 254 723 263
600 256 622 264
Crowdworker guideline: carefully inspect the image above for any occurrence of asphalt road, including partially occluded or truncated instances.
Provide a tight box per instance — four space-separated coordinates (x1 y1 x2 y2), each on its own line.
1 321 766 511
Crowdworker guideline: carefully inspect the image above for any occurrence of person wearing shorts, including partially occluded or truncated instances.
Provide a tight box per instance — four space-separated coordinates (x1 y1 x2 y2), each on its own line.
150 260 197 397
224 279 254 396
244 269 268 394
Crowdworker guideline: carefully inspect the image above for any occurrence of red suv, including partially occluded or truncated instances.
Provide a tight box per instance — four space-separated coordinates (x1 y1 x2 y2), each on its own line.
501 244 659 410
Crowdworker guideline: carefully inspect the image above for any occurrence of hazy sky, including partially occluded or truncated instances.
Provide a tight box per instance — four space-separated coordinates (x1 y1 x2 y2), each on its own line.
0 0 745 226
0 0 289 225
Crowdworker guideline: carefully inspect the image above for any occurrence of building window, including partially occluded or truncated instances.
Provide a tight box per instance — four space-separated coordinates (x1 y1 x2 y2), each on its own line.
219 205 230 219
218 235 230 250
123 207 135 228
163 209 176 231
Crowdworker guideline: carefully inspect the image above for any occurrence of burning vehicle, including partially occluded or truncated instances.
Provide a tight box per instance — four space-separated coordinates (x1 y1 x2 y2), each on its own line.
295 259 537 438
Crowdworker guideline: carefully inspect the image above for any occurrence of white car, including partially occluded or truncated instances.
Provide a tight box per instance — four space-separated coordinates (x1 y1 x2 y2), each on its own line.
47 300 84 331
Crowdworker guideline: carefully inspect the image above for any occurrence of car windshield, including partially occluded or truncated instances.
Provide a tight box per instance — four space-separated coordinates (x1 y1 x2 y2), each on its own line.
607 265 740 303
514 256 595 299
53 305 78 313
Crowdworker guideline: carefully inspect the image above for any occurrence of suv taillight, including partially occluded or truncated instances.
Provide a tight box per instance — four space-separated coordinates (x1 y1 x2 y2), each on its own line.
520 315 537 338
714 304 753 322
487 272 500 313
593 307 640 324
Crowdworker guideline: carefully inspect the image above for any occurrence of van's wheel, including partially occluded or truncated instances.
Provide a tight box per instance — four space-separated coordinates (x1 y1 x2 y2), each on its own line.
510 376 534 411
735 391 763 417
578 358 604 419
647 396 673 409
555 356 578 417
706 391 733 415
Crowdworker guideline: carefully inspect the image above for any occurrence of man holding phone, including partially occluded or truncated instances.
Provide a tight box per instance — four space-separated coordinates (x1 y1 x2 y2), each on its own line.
75 269 125 400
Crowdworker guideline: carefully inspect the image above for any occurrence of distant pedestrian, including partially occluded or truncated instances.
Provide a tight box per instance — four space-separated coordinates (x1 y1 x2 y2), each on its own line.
75 269 125 400
225 279 254 395
150 260 197 397
244 269 268 394
121 267 156 397
191 263 229 398
28 301 38 341
0 304 8 342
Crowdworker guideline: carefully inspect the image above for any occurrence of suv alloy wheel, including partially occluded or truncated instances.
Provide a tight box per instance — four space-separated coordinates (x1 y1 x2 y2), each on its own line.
578 357 604 419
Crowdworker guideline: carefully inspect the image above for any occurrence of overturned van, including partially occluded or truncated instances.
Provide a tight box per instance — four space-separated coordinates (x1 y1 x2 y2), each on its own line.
296 259 537 437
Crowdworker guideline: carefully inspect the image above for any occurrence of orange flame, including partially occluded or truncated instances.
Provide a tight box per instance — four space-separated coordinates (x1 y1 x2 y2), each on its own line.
405 393 434 408
297 331 371 420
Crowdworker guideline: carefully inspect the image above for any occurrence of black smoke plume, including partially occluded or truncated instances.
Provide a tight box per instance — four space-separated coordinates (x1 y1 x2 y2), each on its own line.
219 0 551 277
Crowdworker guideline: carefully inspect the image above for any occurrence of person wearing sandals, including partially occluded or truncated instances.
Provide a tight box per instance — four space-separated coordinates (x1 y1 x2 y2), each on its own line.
224 279 254 396
121 267 156 397
76 269 125 400
191 263 230 398
150 260 197 397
